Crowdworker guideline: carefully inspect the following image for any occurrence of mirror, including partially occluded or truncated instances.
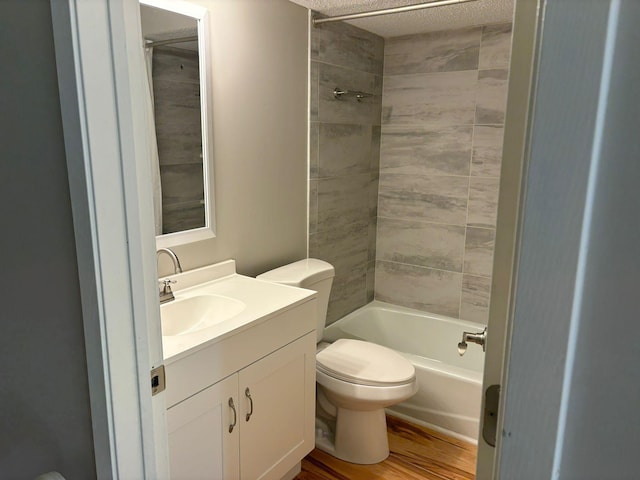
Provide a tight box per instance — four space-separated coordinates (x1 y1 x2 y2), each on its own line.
139 0 215 248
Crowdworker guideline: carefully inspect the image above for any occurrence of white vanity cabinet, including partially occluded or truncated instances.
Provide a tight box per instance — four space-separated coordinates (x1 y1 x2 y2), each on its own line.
164 294 317 480
167 374 239 480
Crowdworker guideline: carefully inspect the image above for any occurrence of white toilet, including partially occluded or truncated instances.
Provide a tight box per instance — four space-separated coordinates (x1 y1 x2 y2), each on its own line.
257 259 418 464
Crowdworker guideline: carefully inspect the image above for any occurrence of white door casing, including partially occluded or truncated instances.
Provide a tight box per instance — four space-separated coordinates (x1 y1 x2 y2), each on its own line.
474 0 543 477
51 0 169 478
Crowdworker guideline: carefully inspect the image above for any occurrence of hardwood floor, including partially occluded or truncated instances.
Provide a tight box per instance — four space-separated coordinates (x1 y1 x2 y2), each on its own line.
296 416 477 480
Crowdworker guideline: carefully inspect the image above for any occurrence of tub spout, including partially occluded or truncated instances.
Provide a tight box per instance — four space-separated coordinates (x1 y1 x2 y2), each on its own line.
458 327 487 356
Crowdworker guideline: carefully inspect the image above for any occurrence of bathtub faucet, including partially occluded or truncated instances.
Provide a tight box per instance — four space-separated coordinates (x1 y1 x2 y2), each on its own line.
457 327 487 356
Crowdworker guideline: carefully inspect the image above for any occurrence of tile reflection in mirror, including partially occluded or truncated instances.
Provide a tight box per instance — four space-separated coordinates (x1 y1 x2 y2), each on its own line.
140 0 215 246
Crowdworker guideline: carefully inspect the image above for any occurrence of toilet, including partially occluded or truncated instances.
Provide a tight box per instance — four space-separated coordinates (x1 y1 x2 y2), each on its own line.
257 259 418 464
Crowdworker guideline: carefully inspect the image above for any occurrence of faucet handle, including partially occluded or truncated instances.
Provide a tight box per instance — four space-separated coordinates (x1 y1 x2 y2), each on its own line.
158 279 177 304
159 278 177 294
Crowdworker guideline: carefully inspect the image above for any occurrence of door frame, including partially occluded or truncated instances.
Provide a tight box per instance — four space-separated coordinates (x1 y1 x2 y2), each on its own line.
51 0 169 478
475 0 544 477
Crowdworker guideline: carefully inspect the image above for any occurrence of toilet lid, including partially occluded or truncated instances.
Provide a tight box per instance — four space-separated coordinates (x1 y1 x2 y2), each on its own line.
316 339 415 387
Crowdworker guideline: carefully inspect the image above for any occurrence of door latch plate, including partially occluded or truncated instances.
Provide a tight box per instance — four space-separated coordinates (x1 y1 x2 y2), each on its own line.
151 365 166 396
483 384 500 447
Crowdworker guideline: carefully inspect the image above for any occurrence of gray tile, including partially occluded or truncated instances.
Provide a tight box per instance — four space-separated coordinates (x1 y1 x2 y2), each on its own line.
382 70 477 126
309 179 318 235
163 203 205 235
319 63 382 125
479 24 512 70
310 122 319 178
368 217 377 262
461 274 491 324
317 124 372 177
384 27 481 75
369 173 379 218
371 125 382 175
311 21 384 74
472 125 504 177
375 261 462 317
380 125 472 176
464 227 495 276
367 260 375 302
378 174 469 225
326 266 368 324
476 68 509 124
160 164 204 204
309 219 369 277
153 47 199 84
468 177 500 228
317 174 370 231
310 61 319 121
154 74 202 166
377 218 465 272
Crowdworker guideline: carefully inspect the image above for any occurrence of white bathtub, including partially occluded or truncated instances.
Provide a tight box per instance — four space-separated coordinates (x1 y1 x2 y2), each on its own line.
323 300 485 443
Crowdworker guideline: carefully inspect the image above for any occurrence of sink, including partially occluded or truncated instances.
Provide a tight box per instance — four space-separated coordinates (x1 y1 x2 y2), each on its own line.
159 260 317 360
161 295 246 336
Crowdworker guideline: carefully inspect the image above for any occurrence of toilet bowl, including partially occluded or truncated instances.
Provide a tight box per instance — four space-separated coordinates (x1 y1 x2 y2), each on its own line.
257 259 418 464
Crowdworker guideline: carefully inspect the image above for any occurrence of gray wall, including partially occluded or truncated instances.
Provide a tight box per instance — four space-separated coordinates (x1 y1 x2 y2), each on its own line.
309 21 384 323
0 0 96 478
158 0 309 278
376 24 512 323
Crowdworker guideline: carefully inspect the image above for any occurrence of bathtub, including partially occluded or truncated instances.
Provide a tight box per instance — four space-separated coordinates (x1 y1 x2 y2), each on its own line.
323 300 485 443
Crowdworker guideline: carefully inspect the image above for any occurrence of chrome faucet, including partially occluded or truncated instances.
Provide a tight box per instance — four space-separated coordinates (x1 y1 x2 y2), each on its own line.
156 248 182 304
158 278 177 304
156 248 183 274
458 327 487 356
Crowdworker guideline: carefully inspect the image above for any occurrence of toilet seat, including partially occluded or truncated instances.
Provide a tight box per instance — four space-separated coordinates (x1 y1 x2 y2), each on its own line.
316 339 415 387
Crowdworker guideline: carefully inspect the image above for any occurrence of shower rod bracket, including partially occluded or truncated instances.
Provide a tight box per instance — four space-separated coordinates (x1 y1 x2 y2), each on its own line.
333 87 374 102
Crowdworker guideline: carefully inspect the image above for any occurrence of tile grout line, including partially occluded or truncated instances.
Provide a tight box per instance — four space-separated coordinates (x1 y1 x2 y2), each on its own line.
377 258 492 280
459 31 483 321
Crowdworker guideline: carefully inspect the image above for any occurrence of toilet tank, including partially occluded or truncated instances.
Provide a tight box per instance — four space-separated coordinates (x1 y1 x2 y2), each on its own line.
257 259 334 342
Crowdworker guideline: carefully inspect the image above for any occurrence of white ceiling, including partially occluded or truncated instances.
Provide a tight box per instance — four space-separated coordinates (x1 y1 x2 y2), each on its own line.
289 0 515 38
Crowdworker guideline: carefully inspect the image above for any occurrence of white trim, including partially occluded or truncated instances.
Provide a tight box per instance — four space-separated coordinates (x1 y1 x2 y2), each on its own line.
51 0 169 477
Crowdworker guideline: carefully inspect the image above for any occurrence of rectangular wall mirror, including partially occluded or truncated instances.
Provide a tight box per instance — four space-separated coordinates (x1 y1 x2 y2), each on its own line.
139 0 215 248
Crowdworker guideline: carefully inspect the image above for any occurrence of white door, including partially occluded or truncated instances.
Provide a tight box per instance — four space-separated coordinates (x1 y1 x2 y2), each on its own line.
51 0 170 477
476 0 632 478
239 333 316 480
167 375 240 480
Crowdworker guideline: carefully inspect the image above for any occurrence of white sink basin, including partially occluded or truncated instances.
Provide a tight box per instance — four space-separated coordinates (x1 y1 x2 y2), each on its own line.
161 295 246 336
159 260 317 361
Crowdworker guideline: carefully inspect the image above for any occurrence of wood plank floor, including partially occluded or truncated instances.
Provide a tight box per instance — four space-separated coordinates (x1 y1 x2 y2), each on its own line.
296 416 477 480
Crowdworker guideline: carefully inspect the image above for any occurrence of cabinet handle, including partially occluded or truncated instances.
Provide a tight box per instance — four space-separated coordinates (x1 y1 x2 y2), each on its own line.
228 397 237 433
245 387 253 422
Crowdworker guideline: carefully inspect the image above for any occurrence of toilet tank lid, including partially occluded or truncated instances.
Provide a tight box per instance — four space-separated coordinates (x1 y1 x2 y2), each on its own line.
257 258 334 287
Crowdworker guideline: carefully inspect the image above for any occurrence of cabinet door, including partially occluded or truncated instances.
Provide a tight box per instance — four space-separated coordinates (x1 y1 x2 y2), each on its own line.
239 332 316 480
167 374 240 480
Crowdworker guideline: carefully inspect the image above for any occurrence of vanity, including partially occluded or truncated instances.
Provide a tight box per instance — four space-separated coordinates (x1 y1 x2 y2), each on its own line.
161 260 317 480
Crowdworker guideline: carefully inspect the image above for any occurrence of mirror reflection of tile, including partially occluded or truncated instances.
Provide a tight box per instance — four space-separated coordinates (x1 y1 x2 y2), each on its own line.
140 4 206 236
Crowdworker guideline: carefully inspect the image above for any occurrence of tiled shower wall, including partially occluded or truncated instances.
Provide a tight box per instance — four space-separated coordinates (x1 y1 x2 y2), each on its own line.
309 22 384 324
153 46 205 234
375 24 512 323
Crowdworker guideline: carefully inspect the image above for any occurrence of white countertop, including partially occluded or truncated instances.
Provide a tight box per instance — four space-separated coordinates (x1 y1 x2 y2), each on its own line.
160 262 316 363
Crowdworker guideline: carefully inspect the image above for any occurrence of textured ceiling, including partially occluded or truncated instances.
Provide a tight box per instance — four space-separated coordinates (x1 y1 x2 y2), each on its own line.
289 0 515 38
